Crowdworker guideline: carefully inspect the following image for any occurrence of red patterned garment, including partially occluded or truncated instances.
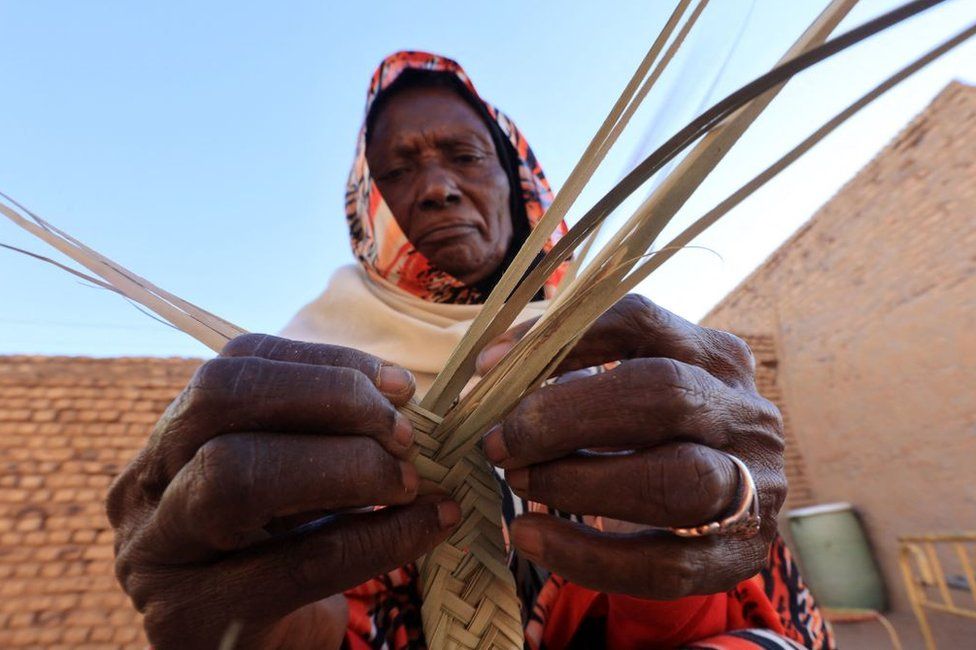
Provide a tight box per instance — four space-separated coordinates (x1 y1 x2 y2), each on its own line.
343 499 834 649
342 51 834 649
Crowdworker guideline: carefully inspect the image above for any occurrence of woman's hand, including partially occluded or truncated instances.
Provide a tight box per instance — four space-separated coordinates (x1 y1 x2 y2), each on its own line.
107 334 461 650
476 295 786 600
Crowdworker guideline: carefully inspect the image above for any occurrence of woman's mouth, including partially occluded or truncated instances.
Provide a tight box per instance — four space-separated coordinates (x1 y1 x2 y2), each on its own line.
413 223 478 247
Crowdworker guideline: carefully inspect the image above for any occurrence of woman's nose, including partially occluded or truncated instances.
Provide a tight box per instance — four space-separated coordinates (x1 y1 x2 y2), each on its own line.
416 167 462 211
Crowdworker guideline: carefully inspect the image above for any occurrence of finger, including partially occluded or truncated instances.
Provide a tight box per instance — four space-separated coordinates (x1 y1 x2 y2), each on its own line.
484 357 781 469
222 334 416 405
509 513 768 600
247 498 460 618
475 318 535 375
151 355 414 480
130 434 419 563
477 295 754 388
504 443 739 528
131 498 460 649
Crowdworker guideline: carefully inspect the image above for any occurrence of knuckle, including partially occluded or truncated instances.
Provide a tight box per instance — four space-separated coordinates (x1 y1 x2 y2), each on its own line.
184 437 258 548
340 368 394 435
181 357 269 426
699 328 757 384
762 469 789 519
527 465 558 499
114 544 135 592
375 514 416 567
633 457 666 516
195 436 252 499
714 566 753 593
656 553 706 598
757 397 785 437
617 293 655 319
343 439 400 495
615 294 659 336
142 599 182 643
717 330 755 370
122 568 156 614
738 396 786 454
665 445 734 521
285 536 337 595
105 462 140 528
738 538 771 582
325 344 381 372
189 356 255 398
345 366 376 403
220 332 273 358
182 358 237 415
505 394 548 458
638 358 705 409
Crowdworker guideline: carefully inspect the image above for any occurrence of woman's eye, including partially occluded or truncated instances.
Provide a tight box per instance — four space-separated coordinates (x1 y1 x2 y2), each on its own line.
455 154 483 164
379 167 408 181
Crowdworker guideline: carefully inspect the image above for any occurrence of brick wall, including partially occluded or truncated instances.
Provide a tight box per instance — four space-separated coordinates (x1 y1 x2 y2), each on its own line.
702 81 976 616
748 336 814 510
0 356 200 649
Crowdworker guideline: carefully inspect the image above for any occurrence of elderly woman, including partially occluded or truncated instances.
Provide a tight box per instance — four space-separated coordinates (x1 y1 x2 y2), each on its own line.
107 52 832 649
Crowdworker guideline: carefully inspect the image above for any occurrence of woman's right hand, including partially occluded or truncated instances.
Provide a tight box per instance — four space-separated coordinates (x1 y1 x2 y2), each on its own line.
106 334 461 650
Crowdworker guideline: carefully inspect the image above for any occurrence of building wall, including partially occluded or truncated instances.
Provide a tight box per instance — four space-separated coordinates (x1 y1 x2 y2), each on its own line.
0 356 199 649
702 82 976 613
0 334 798 647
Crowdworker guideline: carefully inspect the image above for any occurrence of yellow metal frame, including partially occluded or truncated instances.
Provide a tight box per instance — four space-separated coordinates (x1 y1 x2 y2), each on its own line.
822 607 903 650
898 532 976 649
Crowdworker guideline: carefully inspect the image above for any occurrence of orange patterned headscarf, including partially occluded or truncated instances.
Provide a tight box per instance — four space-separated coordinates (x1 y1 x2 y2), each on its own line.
346 50 568 304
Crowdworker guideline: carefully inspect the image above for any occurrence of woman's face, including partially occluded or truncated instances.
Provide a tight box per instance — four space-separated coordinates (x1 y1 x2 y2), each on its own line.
366 86 514 286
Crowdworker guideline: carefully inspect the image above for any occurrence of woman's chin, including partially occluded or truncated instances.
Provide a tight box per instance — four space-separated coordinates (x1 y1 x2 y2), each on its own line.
427 247 499 286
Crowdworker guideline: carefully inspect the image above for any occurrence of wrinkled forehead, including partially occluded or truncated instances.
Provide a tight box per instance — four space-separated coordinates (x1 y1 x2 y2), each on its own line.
366 86 496 156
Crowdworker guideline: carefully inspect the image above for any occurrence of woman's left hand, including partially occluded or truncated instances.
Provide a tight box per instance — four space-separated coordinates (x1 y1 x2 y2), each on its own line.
476 294 786 600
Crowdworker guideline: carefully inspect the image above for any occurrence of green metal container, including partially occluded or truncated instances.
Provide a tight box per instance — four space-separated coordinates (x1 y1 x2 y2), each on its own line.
787 502 888 611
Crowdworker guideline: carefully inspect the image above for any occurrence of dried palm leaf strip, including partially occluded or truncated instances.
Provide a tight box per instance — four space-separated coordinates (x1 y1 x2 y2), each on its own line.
464 0 973 431
558 0 728 290
421 0 704 415
425 0 865 416
425 0 953 436
610 19 976 306
0 195 244 351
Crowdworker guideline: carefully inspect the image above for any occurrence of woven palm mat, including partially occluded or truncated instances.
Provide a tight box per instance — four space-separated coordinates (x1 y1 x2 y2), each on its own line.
401 401 523 650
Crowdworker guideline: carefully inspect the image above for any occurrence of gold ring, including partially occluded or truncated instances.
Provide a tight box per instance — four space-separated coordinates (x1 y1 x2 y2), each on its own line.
668 452 761 539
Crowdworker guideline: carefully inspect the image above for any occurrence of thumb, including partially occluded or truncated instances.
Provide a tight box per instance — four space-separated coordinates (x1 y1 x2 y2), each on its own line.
475 318 537 375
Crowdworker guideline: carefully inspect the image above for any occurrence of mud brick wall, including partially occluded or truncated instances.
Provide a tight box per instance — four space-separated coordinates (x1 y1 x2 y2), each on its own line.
0 357 200 649
702 82 976 613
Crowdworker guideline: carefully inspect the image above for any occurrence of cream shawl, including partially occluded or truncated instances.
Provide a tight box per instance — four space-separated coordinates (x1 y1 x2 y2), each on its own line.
280 264 547 396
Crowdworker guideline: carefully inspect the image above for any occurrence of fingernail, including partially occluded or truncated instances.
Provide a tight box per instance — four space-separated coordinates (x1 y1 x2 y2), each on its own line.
482 425 510 465
378 365 415 397
393 412 414 448
476 342 515 375
505 467 528 492
436 499 462 529
512 522 544 558
399 460 419 494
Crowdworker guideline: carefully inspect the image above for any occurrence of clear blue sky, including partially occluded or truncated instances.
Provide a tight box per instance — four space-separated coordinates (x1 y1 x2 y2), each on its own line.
2 0 973 358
